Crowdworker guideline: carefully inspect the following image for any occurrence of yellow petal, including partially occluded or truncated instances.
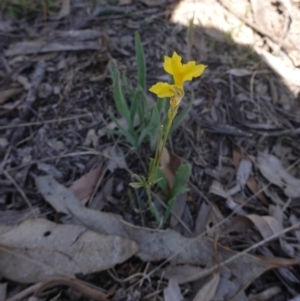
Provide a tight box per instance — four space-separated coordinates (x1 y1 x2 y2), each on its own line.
182 62 206 82
163 52 183 77
149 82 175 98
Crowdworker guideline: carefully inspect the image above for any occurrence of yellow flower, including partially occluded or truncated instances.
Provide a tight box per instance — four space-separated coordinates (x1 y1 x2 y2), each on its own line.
149 52 206 107
163 52 206 88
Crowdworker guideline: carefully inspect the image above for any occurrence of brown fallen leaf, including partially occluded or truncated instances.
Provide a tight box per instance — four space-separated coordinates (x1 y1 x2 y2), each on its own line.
160 147 181 189
160 147 187 228
0 219 138 283
36 175 298 298
69 166 104 205
0 88 22 105
246 176 269 205
232 149 268 205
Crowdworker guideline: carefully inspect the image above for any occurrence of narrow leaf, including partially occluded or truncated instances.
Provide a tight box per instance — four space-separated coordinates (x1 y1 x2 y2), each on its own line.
109 61 131 127
134 32 146 91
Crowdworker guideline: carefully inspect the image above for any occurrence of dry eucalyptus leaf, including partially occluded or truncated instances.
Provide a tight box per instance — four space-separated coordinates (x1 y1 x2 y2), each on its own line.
164 278 183 301
236 159 252 189
193 273 219 301
257 153 300 198
160 147 187 228
50 0 70 20
163 265 204 284
69 167 104 205
225 215 283 239
160 147 181 189
246 176 269 205
36 176 297 297
0 219 138 283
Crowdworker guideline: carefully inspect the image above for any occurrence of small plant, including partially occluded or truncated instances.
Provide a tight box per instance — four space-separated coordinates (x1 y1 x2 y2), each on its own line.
130 51 206 227
108 32 194 150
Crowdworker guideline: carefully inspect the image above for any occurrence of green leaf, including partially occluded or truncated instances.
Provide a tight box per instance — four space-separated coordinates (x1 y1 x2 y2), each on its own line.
172 163 191 197
155 168 168 194
109 61 131 127
129 182 144 188
137 127 150 147
147 105 160 150
130 91 139 125
170 92 194 134
137 86 148 124
135 32 146 92
122 73 135 99
163 196 176 226
108 108 138 147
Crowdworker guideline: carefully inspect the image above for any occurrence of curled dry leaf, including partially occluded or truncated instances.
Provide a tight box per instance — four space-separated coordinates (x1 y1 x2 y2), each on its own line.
36 176 298 297
0 219 138 283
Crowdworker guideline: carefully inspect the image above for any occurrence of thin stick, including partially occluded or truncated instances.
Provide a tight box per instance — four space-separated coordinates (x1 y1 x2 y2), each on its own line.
3 170 36 214
6 283 43 301
0 113 93 130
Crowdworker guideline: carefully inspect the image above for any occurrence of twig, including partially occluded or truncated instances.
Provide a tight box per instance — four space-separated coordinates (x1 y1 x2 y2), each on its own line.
0 113 93 130
5 283 43 301
3 170 36 214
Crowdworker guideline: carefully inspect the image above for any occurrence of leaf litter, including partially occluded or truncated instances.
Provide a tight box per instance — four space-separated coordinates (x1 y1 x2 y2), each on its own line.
34 176 297 298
